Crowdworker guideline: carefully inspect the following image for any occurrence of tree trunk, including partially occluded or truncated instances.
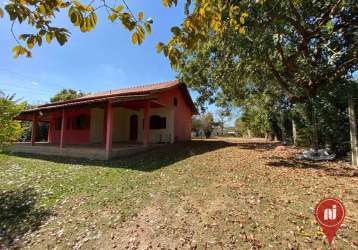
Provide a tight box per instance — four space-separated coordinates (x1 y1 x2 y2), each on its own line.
292 119 297 146
310 98 319 151
348 95 358 167
281 110 287 144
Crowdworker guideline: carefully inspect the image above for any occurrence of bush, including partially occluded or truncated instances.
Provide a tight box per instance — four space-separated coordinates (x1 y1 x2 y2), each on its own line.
0 93 25 151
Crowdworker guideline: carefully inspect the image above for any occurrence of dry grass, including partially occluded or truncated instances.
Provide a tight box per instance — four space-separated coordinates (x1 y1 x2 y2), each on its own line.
0 138 357 249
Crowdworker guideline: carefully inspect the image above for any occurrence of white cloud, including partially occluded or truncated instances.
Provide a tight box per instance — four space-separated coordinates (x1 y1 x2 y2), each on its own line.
31 81 40 86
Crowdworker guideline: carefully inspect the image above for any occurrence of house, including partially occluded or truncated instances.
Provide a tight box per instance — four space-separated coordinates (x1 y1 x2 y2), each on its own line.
12 80 197 160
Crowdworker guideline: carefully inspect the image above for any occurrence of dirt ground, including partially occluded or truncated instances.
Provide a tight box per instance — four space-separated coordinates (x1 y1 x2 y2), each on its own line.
1 138 357 249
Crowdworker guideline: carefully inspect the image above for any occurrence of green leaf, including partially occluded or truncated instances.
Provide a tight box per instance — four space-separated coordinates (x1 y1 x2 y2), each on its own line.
18 34 30 40
325 20 334 33
156 42 165 53
27 36 35 49
38 4 46 15
108 13 117 22
136 26 145 44
144 23 151 34
132 32 138 44
170 26 181 36
39 29 46 36
55 32 67 46
80 19 87 32
37 35 42 47
137 26 145 37
12 45 22 58
45 32 53 43
85 17 92 31
12 45 27 58
120 13 136 31
114 5 124 13
239 27 245 34
90 12 97 27
138 12 144 21
70 11 78 24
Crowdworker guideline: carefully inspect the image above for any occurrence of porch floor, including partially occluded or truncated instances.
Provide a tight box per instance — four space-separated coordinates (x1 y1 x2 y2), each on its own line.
10 142 161 160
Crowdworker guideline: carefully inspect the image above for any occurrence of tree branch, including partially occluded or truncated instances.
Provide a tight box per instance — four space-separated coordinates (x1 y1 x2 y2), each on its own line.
333 56 358 80
317 0 343 27
265 54 291 94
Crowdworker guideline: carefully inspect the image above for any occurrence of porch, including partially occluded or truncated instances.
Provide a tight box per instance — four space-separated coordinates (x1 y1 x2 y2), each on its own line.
11 142 162 160
14 94 176 160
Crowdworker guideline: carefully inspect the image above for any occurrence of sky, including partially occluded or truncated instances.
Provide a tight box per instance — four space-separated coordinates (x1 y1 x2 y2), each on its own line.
0 0 239 126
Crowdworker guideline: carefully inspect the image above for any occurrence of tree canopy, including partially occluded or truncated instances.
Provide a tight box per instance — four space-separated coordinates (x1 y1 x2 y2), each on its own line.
0 92 25 150
0 0 247 63
172 0 357 151
50 89 87 103
0 0 153 58
172 0 357 103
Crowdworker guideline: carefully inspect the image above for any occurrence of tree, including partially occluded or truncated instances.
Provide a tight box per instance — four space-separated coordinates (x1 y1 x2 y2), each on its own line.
162 0 357 96
191 116 202 137
1 0 247 63
235 118 246 137
216 108 230 135
50 89 87 103
0 0 153 58
0 92 25 150
348 95 358 166
168 0 357 150
292 80 358 154
234 90 281 139
191 113 216 138
202 112 215 138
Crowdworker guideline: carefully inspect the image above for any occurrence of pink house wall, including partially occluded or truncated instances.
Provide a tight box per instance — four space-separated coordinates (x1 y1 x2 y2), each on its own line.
47 86 193 145
49 108 91 145
157 88 193 141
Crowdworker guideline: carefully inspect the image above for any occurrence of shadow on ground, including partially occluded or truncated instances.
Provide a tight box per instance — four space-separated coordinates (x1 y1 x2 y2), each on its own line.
0 188 51 249
8 140 237 172
266 156 358 178
236 141 281 151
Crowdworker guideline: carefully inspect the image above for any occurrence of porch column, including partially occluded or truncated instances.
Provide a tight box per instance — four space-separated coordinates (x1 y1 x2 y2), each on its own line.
143 101 150 146
31 112 37 146
105 102 113 158
47 122 51 143
60 109 66 149
48 114 53 144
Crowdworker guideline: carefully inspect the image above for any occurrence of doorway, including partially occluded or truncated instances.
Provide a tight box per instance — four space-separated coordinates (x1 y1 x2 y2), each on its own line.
129 114 138 141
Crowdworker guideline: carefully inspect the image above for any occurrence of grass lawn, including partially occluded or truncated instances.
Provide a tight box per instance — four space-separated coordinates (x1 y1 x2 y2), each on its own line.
1 138 357 249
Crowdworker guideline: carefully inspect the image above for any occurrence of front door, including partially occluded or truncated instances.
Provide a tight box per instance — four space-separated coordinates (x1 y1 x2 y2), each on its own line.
129 115 138 141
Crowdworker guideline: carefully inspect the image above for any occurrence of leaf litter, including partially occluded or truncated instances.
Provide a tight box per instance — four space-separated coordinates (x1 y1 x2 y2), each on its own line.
0 138 357 249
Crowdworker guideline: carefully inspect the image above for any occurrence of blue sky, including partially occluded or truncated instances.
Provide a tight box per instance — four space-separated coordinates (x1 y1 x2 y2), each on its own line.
0 0 239 125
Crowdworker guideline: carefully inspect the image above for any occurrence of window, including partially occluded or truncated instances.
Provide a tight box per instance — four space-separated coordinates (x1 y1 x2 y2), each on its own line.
173 97 178 106
72 114 90 130
54 117 62 130
149 115 166 129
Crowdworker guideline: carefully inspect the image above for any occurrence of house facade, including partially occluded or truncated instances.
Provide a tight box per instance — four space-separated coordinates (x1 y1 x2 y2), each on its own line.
13 80 196 160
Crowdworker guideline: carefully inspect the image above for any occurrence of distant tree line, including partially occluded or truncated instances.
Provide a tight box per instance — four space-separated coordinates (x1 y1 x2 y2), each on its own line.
0 88 87 148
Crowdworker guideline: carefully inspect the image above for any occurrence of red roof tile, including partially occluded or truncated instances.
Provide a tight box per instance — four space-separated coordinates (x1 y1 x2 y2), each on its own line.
39 80 180 108
19 80 197 114
77 80 180 100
